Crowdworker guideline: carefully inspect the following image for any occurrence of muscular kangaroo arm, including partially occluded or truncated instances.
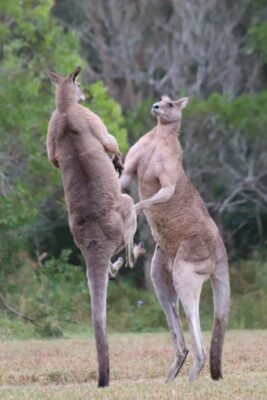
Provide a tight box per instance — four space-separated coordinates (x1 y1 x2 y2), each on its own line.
120 144 140 189
47 127 59 169
103 131 121 157
84 109 121 157
141 185 175 208
93 125 121 157
136 167 177 213
120 173 131 189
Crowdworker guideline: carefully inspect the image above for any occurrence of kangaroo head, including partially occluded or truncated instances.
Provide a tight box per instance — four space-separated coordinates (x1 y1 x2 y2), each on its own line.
151 95 190 124
47 66 85 108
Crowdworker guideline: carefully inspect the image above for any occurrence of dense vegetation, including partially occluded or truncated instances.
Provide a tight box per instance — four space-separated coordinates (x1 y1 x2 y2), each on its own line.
0 0 267 337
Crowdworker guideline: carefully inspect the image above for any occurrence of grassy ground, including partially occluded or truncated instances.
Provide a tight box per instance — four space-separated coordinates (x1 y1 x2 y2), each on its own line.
0 330 266 399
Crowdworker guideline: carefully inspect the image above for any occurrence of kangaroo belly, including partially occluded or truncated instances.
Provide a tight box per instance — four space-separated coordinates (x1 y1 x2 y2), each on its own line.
145 207 182 256
145 203 218 261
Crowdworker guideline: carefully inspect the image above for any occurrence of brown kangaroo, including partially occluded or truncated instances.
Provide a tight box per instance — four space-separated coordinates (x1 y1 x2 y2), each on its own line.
47 66 144 387
120 95 230 382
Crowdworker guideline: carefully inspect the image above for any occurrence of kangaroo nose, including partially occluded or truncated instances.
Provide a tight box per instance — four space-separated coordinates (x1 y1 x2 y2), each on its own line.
152 103 159 110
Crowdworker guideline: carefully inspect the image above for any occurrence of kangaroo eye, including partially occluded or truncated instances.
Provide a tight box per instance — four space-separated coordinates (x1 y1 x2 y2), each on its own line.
168 102 174 107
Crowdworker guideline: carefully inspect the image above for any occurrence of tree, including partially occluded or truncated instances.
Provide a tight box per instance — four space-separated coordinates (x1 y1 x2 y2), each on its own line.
0 0 82 276
53 0 266 108
52 0 267 259
182 93 267 257
0 0 129 331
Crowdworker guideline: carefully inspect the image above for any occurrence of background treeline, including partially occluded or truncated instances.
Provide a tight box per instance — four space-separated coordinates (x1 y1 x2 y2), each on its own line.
0 0 267 338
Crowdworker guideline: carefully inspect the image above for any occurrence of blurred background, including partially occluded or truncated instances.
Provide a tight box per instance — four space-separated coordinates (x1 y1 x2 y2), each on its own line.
0 0 267 339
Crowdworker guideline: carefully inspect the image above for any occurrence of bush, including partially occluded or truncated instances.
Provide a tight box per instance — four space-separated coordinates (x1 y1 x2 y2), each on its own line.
1 249 267 339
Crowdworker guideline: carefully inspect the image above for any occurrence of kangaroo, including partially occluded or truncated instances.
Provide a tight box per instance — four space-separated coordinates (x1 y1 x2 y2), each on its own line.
47 66 144 387
120 95 230 383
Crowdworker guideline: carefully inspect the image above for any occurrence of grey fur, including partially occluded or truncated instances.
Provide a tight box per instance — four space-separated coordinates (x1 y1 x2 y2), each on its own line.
47 67 144 387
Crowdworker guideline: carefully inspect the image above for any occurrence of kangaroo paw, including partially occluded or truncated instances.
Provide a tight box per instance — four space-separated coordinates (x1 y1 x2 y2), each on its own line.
133 242 146 259
188 353 206 382
166 350 189 383
109 257 124 278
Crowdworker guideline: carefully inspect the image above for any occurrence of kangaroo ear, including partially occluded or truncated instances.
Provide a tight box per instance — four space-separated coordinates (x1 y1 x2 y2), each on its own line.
161 95 171 102
174 97 191 109
68 66 82 82
47 71 63 84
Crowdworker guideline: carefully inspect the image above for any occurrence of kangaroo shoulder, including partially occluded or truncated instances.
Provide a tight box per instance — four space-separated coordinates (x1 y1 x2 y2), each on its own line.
78 104 106 130
137 129 154 149
48 110 59 133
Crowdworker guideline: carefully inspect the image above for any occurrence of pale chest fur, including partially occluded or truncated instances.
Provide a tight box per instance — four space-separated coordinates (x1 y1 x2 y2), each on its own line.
138 133 181 201
137 133 218 258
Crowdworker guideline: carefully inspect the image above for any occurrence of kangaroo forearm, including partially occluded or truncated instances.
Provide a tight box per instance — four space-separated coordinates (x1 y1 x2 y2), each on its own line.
103 139 121 157
120 172 132 189
47 150 59 168
90 119 121 157
142 185 175 208
47 135 59 168
51 158 59 168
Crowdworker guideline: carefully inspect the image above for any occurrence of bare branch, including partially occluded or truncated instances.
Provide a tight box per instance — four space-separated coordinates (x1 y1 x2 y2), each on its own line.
0 293 41 327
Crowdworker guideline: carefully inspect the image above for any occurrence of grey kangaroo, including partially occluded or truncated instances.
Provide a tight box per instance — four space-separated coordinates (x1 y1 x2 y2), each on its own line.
120 95 230 382
47 66 144 387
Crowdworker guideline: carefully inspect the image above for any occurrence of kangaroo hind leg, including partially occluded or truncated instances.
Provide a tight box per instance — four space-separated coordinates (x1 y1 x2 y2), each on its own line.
173 257 208 382
151 245 188 383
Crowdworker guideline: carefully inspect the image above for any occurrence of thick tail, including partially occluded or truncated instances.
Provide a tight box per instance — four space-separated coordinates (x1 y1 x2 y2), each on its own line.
85 244 110 387
210 260 230 380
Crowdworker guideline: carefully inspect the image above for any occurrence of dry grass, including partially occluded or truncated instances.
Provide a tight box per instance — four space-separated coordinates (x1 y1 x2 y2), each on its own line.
0 330 267 399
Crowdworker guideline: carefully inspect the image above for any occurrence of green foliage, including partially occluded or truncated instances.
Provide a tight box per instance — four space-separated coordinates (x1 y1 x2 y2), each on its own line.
229 252 267 328
0 0 83 286
34 250 88 322
107 281 167 332
1 0 267 337
0 315 37 340
124 97 154 144
0 0 128 301
186 92 267 141
249 21 267 63
0 250 166 337
1 250 267 338
0 250 89 337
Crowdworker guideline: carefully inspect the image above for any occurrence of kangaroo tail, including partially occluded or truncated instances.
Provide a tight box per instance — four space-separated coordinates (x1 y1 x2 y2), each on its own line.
210 260 230 380
84 243 110 387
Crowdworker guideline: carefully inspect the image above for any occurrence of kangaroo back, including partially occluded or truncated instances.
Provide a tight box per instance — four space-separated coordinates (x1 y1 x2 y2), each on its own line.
47 66 142 387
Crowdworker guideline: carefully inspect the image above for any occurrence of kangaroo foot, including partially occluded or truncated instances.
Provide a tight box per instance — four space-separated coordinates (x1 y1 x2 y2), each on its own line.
109 257 124 278
188 353 206 382
166 349 189 383
133 242 146 261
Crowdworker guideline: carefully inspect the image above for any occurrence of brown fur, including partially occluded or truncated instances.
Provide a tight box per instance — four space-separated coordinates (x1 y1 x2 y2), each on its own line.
47 67 144 387
121 95 230 382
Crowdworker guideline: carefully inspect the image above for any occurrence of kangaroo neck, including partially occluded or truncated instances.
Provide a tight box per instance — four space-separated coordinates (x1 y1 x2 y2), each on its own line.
55 87 75 111
155 119 181 139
